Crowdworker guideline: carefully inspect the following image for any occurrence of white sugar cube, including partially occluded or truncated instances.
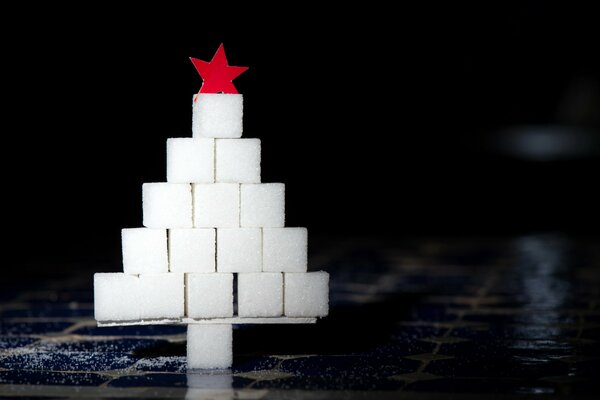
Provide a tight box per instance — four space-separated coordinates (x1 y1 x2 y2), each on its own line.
187 324 232 369
143 183 192 228
192 94 243 138
215 139 261 183
139 273 184 319
186 273 233 318
263 228 308 272
94 273 139 321
193 184 240 228
240 183 285 228
216 228 262 272
238 272 283 317
284 272 329 317
169 229 216 273
167 138 214 183
121 228 168 274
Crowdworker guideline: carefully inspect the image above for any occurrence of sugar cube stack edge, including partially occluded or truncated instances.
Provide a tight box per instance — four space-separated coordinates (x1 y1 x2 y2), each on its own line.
94 93 329 369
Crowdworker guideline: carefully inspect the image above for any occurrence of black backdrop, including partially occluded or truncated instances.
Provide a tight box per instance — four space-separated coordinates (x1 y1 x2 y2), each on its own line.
4 3 599 268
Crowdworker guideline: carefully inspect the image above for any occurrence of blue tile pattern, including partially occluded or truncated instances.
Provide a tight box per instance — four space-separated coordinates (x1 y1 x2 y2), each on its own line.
0 234 599 398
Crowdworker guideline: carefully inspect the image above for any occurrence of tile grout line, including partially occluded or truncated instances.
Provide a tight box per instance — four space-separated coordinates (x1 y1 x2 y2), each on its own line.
399 265 487 391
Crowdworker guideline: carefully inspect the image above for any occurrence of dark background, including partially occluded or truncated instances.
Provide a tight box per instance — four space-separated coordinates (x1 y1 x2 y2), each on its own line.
4 3 599 268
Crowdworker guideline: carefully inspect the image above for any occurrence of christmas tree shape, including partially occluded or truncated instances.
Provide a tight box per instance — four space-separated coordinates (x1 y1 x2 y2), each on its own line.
94 44 329 369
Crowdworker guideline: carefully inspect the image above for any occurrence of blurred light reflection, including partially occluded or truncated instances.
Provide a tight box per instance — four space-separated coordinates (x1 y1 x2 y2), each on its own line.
513 234 572 339
494 126 599 161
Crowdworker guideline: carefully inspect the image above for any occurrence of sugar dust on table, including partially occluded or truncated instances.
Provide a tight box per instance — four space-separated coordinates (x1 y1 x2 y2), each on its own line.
93 44 329 369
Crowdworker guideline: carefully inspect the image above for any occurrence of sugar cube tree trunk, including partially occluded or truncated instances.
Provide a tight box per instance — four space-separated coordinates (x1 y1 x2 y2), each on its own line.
94 48 329 369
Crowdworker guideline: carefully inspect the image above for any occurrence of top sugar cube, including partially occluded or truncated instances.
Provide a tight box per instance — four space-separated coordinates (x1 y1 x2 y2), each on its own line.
192 94 243 138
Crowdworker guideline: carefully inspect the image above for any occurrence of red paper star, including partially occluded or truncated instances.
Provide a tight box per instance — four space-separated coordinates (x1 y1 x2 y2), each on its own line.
190 44 248 94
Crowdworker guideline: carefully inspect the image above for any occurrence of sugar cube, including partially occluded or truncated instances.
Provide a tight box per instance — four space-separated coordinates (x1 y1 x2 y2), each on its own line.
262 228 308 272
169 228 215 273
94 273 139 321
215 139 261 183
284 272 329 317
143 183 192 228
237 273 283 317
187 324 232 369
193 184 240 228
186 273 233 318
139 273 184 319
216 228 262 272
240 183 285 227
167 138 214 183
122 228 168 274
192 94 243 138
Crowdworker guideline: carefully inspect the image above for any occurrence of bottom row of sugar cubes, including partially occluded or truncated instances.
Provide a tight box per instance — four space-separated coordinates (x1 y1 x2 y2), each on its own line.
94 271 328 321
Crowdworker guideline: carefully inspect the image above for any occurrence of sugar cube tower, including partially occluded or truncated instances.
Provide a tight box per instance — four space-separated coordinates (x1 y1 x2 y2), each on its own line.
94 77 329 369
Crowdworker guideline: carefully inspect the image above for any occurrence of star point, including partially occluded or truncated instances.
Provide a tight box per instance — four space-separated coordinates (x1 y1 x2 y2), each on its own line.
190 44 248 94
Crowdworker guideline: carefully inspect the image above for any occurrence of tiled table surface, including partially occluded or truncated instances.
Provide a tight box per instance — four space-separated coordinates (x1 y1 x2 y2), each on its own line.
1 234 599 398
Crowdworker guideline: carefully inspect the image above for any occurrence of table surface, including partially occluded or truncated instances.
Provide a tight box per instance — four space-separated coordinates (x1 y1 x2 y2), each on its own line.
1 234 599 398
